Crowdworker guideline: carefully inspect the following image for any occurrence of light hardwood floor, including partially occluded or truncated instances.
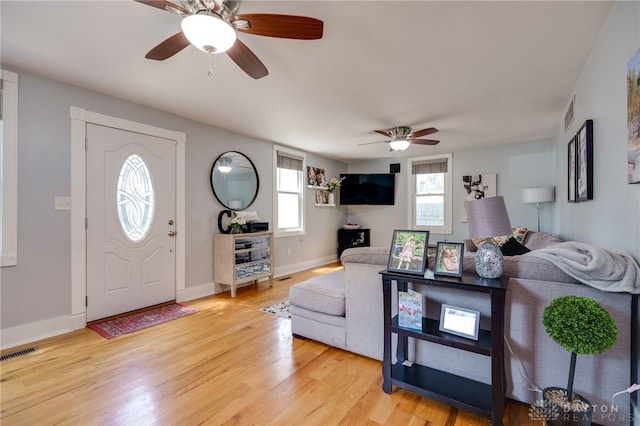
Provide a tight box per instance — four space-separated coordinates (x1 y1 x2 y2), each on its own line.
1 263 539 425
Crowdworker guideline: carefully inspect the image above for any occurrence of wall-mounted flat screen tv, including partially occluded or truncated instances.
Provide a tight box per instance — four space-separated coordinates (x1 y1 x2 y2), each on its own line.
339 173 395 205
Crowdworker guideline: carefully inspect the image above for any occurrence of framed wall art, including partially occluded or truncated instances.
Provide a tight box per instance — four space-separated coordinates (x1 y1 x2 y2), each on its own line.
575 119 593 201
567 137 577 202
627 48 640 184
433 242 464 277
460 173 496 222
387 230 429 275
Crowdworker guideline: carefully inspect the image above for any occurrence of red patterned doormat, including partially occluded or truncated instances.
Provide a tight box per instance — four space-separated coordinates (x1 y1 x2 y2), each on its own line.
88 303 198 339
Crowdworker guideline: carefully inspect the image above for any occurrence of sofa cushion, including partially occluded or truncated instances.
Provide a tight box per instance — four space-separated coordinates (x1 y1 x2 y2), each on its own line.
340 246 389 266
289 270 346 316
524 231 563 250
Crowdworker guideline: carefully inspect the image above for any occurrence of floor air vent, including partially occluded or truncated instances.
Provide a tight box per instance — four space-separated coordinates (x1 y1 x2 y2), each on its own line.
278 276 292 281
0 347 37 361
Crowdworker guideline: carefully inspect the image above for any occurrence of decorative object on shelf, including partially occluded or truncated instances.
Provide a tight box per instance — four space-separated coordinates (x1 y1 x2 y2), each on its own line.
398 289 423 330
465 196 512 279
210 151 259 211
307 166 326 187
217 209 233 234
541 296 618 426
342 223 360 230
439 304 480 341
326 176 344 205
461 173 496 222
627 48 640 184
434 241 464 277
230 216 247 234
386 229 429 275
521 186 555 232
315 190 328 204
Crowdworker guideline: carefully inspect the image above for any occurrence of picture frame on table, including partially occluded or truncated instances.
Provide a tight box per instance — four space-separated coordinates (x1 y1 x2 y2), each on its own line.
439 304 480 341
433 242 464 277
386 230 429 275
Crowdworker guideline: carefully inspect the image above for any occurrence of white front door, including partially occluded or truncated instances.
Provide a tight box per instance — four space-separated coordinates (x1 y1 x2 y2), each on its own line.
86 123 176 321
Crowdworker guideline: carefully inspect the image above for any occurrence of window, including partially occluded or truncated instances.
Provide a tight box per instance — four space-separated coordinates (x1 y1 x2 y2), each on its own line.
409 154 452 234
117 154 155 242
274 146 305 237
1 70 18 267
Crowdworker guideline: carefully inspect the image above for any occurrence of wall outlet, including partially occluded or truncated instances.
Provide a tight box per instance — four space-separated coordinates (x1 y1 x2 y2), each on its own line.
287 248 291 256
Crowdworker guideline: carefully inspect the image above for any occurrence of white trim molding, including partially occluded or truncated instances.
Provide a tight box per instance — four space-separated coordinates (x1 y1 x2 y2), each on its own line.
1 70 19 267
69 106 186 331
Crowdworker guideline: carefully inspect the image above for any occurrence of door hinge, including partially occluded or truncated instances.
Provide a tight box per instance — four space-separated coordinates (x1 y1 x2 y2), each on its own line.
85 296 88 307
85 217 88 229
85 138 88 150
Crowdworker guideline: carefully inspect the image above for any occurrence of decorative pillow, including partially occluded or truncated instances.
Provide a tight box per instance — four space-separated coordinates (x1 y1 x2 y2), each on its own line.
499 237 531 256
511 226 528 244
472 234 511 248
472 227 529 249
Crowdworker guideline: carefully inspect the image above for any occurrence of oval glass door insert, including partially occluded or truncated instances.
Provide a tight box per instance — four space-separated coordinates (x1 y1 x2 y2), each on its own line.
117 154 155 242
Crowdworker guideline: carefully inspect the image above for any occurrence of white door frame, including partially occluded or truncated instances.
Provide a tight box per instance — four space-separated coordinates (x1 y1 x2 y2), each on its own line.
69 106 186 330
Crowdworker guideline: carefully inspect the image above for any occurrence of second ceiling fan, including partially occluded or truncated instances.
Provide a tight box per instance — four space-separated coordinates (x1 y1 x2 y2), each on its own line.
360 126 440 151
136 0 324 79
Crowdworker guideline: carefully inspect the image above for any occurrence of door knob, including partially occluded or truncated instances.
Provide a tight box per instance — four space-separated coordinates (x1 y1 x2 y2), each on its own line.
168 231 176 237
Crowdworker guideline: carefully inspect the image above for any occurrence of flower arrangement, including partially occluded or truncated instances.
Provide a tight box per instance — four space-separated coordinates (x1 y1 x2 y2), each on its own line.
327 176 345 193
230 216 247 233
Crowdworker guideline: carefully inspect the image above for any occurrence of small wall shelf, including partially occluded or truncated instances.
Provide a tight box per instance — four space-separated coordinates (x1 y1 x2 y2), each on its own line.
315 203 335 207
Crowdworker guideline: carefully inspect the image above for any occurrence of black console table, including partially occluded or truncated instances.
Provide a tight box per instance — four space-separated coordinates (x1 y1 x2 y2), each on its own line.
380 270 508 426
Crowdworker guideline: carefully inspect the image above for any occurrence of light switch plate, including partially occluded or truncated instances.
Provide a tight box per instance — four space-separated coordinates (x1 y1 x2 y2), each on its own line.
55 196 71 211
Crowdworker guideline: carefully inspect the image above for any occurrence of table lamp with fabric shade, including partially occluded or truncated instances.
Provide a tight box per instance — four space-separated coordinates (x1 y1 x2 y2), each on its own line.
465 196 512 279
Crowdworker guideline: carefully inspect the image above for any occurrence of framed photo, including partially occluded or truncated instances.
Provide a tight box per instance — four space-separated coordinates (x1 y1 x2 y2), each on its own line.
307 166 326 188
315 190 328 204
439 304 480 341
387 230 429 275
568 137 577 202
575 119 593 201
434 242 464 277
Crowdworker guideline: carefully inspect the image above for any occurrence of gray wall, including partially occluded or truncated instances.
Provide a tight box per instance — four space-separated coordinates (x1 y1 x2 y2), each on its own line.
0 69 346 331
345 140 555 247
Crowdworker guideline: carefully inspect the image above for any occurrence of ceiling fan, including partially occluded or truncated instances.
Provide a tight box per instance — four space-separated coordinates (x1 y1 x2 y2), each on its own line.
135 0 324 79
359 126 440 151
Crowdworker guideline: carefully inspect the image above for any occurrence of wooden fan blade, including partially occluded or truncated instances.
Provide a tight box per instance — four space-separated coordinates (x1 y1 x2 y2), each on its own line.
374 130 392 137
135 0 188 15
226 39 269 79
358 141 388 146
411 139 440 145
145 32 190 60
411 127 438 138
232 14 323 39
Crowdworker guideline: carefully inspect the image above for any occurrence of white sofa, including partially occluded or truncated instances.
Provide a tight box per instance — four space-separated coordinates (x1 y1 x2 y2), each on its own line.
289 234 637 426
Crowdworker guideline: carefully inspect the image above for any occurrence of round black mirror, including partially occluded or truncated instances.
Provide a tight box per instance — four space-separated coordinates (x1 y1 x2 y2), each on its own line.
210 151 259 210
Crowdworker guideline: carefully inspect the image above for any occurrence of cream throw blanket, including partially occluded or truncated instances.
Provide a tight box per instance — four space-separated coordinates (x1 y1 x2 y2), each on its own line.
528 241 640 294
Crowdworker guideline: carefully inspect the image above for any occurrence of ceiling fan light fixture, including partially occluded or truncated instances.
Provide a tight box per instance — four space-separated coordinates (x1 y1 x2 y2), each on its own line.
181 13 237 54
389 139 411 151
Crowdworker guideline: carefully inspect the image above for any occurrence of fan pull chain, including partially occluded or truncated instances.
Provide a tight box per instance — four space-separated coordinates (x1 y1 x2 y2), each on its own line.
208 51 217 76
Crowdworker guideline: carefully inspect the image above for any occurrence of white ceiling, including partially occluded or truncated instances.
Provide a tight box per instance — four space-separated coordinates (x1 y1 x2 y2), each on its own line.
1 1 614 162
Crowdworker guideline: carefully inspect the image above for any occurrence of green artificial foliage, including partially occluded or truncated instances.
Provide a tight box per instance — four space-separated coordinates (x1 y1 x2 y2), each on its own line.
543 295 618 355
542 295 618 403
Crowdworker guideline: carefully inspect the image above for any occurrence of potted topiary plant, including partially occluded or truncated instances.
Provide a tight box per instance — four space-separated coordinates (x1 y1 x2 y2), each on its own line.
542 295 618 426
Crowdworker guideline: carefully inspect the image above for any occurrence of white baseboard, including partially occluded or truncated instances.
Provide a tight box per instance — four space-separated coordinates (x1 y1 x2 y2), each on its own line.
1 257 338 350
1 314 85 350
177 281 215 302
274 255 338 278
